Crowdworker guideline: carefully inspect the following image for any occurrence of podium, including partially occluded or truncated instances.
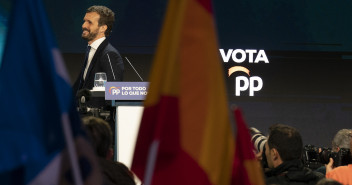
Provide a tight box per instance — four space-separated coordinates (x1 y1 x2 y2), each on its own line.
104 82 149 168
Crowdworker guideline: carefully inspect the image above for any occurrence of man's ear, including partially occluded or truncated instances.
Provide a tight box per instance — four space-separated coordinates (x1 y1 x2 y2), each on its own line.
271 148 279 161
99 25 107 34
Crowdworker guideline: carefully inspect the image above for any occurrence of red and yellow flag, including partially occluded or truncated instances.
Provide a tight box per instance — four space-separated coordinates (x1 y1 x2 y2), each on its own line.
131 0 264 184
232 108 265 185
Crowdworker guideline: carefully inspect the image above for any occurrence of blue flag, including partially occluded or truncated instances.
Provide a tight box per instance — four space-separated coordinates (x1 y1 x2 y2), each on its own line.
0 0 102 184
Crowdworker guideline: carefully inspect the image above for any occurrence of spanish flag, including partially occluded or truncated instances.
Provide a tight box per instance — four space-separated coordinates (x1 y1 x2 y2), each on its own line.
131 0 262 184
232 108 265 185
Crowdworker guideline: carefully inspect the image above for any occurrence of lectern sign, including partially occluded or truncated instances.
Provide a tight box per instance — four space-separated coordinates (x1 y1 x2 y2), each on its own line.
105 82 149 100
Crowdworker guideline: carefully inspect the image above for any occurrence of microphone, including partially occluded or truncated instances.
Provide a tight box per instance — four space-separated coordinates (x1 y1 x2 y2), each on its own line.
125 57 144 81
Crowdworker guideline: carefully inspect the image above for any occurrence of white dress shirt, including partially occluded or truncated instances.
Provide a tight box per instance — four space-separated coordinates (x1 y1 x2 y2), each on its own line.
83 37 106 80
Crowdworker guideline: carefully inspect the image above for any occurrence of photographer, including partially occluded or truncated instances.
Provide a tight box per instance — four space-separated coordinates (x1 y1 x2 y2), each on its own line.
263 124 323 185
325 130 352 184
314 129 352 175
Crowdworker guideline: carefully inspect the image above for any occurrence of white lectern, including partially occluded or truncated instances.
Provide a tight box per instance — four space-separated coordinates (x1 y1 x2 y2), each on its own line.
105 82 149 168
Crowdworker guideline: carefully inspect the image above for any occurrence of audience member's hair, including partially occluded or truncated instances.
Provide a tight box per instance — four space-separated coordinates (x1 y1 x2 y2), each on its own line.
82 116 136 185
268 124 303 161
317 178 342 185
332 129 352 151
82 116 112 158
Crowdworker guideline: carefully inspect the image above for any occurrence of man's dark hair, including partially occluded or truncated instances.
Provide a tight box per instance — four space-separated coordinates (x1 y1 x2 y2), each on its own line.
87 5 115 37
82 116 112 158
267 124 303 161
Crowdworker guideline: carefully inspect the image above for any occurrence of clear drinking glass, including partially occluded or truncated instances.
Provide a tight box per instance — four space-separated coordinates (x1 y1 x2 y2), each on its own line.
94 72 107 87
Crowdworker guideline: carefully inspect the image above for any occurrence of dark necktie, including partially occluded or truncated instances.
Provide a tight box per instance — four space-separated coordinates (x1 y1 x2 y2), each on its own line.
78 46 91 90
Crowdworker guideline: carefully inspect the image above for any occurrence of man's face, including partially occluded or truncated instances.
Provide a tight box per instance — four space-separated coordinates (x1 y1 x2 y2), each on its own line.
265 141 274 168
82 12 101 42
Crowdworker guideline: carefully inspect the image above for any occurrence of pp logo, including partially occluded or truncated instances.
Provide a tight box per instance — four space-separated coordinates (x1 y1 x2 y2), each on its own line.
228 66 263 96
109 86 121 95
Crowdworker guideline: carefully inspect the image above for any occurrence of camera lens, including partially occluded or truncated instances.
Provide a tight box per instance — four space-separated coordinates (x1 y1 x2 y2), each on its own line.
250 127 267 153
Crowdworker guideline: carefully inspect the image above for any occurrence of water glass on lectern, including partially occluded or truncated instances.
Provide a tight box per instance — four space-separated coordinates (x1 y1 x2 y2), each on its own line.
94 72 107 87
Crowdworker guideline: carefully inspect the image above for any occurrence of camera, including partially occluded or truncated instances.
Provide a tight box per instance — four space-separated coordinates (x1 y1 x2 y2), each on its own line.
302 145 323 170
321 147 352 167
250 127 268 168
302 144 352 169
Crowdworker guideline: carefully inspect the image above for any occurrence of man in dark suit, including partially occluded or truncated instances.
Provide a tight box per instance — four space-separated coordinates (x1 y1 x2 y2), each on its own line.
73 5 124 96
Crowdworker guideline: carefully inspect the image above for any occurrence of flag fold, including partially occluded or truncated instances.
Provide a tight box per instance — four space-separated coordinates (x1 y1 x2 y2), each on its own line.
132 0 235 184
